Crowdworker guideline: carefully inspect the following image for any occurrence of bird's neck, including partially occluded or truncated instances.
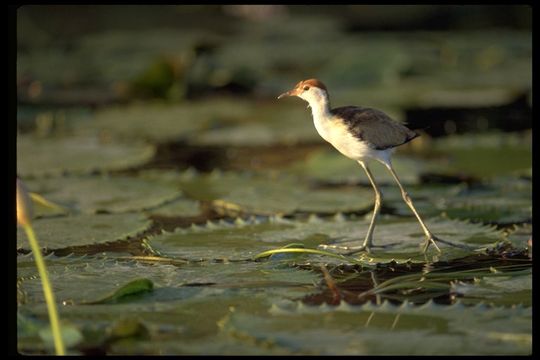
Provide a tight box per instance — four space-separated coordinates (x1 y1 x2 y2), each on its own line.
308 94 332 121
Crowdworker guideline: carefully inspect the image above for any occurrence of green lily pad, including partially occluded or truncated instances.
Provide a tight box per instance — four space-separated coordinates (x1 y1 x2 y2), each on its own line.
372 182 461 219
439 176 531 224
505 223 532 251
148 216 503 264
286 148 428 185
16 213 152 251
451 273 532 307
77 99 252 142
18 312 84 353
17 26 224 88
245 300 531 355
18 289 280 355
145 218 314 261
145 197 201 218
386 176 531 225
23 175 181 214
178 171 375 216
441 201 531 225
84 278 155 305
192 104 321 146
431 132 532 178
17 253 321 306
17 134 155 177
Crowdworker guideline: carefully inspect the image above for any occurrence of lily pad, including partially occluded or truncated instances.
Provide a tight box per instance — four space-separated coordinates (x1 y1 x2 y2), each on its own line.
77 99 252 142
18 289 280 355
23 175 181 214
178 171 375 216
84 278 155 305
451 273 532 307
17 312 84 353
286 148 429 185
16 213 152 251
438 176 532 224
192 104 321 146
431 132 532 178
504 223 532 251
17 253 321 306
243 300 531 355
147 216 503 264
17 134 155 177
145 197 201 218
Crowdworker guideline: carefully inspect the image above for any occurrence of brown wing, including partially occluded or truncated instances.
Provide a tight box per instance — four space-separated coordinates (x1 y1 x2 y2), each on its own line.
331 106 419 150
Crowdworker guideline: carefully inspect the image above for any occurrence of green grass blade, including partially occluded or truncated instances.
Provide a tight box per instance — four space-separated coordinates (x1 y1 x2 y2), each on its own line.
23 224 65 355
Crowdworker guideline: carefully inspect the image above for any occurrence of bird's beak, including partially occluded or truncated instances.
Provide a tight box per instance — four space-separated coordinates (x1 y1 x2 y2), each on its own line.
277 88 299 99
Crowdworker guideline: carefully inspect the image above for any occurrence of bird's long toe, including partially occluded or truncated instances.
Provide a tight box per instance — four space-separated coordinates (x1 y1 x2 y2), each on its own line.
421 235 442 254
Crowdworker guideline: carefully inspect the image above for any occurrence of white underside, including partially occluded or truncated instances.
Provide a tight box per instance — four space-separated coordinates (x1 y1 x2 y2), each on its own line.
313 115 393 166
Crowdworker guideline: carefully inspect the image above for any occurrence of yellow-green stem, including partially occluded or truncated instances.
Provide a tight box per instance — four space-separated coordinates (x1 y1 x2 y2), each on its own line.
23 224 65 355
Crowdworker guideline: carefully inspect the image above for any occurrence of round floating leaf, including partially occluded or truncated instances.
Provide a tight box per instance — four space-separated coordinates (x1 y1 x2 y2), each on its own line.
387 175 531 225
145 197 201 218
438 176 532 224
16 213 152 251
382 183 462 218
505 223 532 251
451 273 532 307
77 99 252 142
147 216 503 264
17 253 320 308
19 289 280 355
85 278 155 305
329 217 504 264
178 171 374 216
23 175 181 214
192 104 321 146
146 218 309 261
39 324 84 350
431 132 532 178
286 148 428 185
253 300 531 355
17 135 155 177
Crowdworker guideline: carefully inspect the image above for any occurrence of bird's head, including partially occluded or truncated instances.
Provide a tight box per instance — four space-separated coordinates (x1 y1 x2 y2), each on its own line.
277 79 329 105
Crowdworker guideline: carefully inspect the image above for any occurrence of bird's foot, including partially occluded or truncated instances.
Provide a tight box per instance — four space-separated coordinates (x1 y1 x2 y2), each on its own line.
420 235 442 254
420 234 475 254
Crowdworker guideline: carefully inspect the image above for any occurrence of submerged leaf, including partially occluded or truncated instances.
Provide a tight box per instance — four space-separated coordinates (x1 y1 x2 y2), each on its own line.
84 278 154 305
39 324 84 350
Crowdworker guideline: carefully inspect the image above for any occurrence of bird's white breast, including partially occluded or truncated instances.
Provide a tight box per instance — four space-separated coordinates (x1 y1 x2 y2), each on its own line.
312 113 389 163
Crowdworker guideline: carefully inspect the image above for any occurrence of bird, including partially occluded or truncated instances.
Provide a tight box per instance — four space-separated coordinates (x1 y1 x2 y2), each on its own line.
278 78 442 254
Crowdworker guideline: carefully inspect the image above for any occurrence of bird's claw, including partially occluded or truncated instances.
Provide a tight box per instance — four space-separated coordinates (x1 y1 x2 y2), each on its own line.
421 235 442 254
421 235 476 253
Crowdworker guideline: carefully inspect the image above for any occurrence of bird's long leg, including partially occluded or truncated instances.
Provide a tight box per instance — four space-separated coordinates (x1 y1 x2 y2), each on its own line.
355 161 382 252
320 161 399 254
383 162 441 254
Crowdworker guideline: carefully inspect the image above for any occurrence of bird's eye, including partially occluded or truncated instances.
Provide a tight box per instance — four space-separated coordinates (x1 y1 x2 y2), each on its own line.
303 86 310 91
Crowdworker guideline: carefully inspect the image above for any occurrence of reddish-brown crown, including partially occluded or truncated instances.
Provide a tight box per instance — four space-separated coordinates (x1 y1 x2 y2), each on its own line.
295 79 328 92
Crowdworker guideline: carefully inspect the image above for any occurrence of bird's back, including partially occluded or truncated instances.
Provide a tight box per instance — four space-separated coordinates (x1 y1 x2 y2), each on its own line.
331 106 418 150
